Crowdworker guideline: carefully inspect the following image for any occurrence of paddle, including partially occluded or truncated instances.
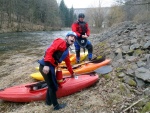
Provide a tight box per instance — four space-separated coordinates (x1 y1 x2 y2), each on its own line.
61 55 106 69
73 55 106 68
73 65 113 75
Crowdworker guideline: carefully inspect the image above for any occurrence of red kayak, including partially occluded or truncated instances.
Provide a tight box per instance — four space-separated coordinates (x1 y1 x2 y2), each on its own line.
0 73 98 102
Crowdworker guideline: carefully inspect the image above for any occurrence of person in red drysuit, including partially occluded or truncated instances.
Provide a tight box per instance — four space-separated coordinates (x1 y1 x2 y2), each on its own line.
72 13 93 63
38 31 77 110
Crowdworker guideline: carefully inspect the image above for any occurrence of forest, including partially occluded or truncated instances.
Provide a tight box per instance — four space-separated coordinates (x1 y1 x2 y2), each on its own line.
0 0 76 32
0 0 150 33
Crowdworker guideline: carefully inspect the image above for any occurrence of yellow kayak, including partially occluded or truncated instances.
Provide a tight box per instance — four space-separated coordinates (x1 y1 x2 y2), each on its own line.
31 59 111 81
60 51 87 66
35 52 88 70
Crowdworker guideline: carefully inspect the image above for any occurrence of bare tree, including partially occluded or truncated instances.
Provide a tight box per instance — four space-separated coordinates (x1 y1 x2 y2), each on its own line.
107 5 125 26
86 0 104 28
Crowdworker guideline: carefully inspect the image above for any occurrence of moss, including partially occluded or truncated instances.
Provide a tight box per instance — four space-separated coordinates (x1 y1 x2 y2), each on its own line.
116 72 121 77
141 102 150 113
98 42 106 47
128 79 136 86
134 49 143 56
104 74 111 79
116 67 124 73
119 78 124 82
127 64 132 69
119 84 126 93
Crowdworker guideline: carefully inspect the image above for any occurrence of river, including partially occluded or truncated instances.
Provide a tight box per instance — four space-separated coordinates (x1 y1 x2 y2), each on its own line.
0 30 69 56
0 30 71 64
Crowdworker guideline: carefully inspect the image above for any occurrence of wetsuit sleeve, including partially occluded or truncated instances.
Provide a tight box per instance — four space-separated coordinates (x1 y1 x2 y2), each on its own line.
71 23 81 37
64 54 74 75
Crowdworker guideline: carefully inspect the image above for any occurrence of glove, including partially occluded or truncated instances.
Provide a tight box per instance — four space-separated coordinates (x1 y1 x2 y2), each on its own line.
43 66 50 74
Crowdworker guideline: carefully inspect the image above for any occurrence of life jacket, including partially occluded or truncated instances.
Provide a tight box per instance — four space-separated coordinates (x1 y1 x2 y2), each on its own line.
74 21 88 47
76 21 87 35
38 49 69 90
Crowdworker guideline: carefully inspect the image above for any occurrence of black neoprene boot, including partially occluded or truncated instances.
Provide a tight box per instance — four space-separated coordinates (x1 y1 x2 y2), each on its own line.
54 103 67 110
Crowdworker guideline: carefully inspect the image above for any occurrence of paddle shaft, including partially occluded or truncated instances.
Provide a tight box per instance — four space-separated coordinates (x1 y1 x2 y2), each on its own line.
61 56 106 69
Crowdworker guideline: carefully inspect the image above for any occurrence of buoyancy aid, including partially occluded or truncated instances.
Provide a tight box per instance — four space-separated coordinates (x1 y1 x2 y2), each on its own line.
38 49 69 66
76 21 87 35
74 21 88 47
38 49 69 90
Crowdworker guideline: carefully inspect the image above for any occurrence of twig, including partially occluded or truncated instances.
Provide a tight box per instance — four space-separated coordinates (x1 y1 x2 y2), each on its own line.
122 97 146 112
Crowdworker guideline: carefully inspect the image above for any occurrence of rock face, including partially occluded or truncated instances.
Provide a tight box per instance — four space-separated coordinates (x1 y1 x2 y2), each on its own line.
90 21 150 88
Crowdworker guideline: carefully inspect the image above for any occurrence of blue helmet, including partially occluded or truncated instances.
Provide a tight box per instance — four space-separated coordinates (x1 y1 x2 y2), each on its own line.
66 31 77 38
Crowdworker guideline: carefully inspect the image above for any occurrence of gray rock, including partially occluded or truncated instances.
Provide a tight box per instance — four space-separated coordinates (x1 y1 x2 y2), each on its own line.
135 67 150 82
145 36 150 40
130 39 138 44
123 76 136 86
143 40 150 49
122 46 130 53
114 48 123 60
146 54 150 68
131 63 138 70
126 56 138 62
125 68 134 76
143 87 150 96
118 73 126 78
137 61 146 67
130 44 140 50
134 77 146 88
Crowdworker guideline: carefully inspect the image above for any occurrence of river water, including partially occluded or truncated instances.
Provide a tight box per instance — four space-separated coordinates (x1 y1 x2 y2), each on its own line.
0 30 69 56
0 30 71 64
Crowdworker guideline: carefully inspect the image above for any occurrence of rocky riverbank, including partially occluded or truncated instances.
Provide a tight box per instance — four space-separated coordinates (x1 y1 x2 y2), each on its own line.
90 21 150 112
0 21 150 113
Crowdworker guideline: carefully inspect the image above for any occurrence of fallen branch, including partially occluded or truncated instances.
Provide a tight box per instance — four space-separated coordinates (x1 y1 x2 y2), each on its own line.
122 97 146 112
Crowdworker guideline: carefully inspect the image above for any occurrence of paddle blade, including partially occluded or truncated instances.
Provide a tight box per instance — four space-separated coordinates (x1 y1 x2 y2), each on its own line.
94 65 113 74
